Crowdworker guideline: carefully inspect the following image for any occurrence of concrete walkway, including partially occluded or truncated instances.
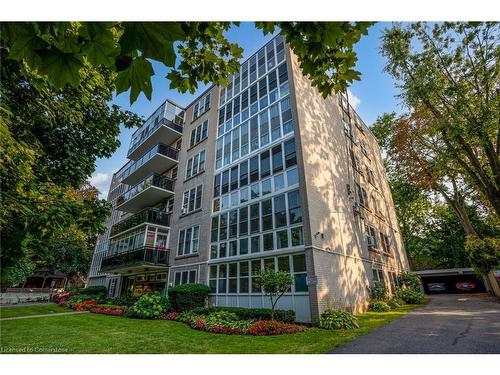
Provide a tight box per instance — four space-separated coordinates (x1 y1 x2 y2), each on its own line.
0 311 89 321
330 294 500 354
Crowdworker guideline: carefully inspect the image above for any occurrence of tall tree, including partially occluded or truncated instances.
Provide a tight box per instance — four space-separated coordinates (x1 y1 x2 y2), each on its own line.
380 22 500 218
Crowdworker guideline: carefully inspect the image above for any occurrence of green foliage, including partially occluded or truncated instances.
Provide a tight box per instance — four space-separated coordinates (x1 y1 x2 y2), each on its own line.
368 301 391 312
80 286 107 297
465 236 500 274
397 272 422 291
394 288 426 305
106 291 138 307
168 283 211 312
372 113 499 272
388 298 406 309
319 309 359 330
6 258 35 286
368 281 389 301
255 269 293 319
257 22 374 97
2 22 371 104
380 22 500 223
129 292 171 319
189 306 295 323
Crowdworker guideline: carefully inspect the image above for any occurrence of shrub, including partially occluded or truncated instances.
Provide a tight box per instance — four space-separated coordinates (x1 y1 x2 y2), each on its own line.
368 281 389 301
80 286 107 297
106 291 138 307
160 311 180 321
52 292 70 304
319 309 359 330
247 320 305 336
92 303 129 311
388 297 405 309
190 306 295 323
129 292 171 319
394 288 426 304
168 284 211 312
397 272 422 291
90 306 124 316
368 300 391 312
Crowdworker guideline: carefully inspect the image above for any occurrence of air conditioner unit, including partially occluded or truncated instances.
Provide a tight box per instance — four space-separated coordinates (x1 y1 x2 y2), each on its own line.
181 207 188 215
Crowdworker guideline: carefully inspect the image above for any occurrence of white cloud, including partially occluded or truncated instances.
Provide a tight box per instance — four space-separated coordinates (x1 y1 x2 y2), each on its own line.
347 89 361 109
88 172 112 200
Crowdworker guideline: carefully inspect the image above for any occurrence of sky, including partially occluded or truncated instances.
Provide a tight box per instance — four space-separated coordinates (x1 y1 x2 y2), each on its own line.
89 22 405 198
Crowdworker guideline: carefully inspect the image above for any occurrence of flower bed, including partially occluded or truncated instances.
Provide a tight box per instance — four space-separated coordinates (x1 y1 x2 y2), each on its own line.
168 309 305 336
90 306 126 316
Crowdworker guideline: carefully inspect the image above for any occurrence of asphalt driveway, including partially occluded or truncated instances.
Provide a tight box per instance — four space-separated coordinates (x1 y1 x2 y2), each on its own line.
330 294 500 354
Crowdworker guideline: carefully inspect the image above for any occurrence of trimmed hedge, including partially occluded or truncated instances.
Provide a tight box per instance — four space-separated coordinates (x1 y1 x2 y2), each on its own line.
190 306 296 323
168 284 211 312
79 286 107 297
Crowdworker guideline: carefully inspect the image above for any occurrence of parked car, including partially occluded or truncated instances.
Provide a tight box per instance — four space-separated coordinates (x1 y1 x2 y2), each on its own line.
427 283 446 293
455 281 476 292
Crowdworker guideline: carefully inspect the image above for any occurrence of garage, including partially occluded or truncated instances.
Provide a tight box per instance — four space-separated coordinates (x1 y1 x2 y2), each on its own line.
415 268 487 294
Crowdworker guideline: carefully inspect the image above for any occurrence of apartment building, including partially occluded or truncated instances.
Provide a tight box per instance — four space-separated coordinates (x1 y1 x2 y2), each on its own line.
87 35 410 322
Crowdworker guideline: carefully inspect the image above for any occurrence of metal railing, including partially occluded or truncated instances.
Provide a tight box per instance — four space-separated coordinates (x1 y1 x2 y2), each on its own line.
121 143 179 182
128 118 183 157
110 209 171 237
116 174 175 206
101 246 169 272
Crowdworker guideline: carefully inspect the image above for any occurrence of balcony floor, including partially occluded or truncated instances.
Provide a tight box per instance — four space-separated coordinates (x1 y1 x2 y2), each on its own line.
128 124 182 161
122 154 178 186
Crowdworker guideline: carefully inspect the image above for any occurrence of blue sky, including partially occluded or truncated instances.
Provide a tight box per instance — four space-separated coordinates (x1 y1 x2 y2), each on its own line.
90 22 404 198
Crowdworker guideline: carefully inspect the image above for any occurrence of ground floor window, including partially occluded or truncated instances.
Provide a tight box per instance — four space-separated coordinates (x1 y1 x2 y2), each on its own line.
209 252 308 294
174 270 197 286
372 268 384 284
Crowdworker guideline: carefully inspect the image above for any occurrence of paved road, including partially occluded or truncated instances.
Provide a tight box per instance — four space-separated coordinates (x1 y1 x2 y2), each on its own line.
330 294 500 354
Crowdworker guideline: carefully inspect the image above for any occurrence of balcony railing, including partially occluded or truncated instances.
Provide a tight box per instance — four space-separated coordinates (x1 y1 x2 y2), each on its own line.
116 174 175 207
128 118 183 158
121 144 179 183
101 246 169 272
110 209 171 237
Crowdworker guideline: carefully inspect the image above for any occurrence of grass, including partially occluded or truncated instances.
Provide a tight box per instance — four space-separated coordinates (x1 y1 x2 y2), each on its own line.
0 304 70 319
0 304 424 354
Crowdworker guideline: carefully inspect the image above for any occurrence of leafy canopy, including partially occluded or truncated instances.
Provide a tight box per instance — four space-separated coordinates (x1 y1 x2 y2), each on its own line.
1 22 374 104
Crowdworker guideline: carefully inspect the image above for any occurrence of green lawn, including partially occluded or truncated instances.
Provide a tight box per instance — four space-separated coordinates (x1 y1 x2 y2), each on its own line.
0 304 70 319
0 304 423 354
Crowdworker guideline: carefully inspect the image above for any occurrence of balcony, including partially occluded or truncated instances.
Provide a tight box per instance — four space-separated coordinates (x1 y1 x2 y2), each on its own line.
121 144 179 186
127 118 183 160
110 208 171 238
116 174 175 214
101 246 169 273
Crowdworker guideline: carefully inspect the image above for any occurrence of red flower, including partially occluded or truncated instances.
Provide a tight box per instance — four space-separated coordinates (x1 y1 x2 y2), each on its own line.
161 311 179 321
247 320 305 336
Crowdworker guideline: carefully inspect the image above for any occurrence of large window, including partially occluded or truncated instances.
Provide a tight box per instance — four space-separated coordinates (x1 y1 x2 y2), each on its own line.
215 57 293 170
174 270 197 286
177 226 200 256
209 253 308 294
192 94 211 121
182 185 203 213
185 150 206 179
190 119 209 148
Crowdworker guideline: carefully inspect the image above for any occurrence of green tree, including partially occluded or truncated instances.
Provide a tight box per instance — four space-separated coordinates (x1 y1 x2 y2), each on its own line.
0 49 132 288
380 22 500 219
1 22 373 104
256 269 294 320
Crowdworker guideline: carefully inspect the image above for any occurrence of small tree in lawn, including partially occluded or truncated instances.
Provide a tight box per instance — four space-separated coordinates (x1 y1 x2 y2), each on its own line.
256 269 294 320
